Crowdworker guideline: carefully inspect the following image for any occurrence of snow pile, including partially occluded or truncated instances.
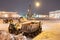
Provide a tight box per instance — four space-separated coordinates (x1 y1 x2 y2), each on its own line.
0 30 28 40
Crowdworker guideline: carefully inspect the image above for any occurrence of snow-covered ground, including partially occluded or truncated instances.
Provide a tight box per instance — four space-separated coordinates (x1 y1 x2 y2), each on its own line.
33 20 60 40
42 20 60 34
0 20 60 40
0 24 9 32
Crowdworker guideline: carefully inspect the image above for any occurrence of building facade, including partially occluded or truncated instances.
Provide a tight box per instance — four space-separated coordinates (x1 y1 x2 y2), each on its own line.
33 14 48 18
0 11 20 18
49 10 60 19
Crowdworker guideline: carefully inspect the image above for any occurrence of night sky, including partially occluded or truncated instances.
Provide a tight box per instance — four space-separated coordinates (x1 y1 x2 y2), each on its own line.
0 0 60 15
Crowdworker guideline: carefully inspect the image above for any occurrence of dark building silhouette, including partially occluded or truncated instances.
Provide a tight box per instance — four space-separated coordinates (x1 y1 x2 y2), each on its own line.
27 4 33 19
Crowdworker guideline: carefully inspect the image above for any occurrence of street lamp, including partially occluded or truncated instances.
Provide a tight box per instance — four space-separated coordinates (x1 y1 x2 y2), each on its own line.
35 1 40 8
34 1 41 18
4 14 8 17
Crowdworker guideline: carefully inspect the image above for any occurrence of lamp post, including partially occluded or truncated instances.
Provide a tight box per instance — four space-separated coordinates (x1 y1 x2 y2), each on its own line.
34 1 41 18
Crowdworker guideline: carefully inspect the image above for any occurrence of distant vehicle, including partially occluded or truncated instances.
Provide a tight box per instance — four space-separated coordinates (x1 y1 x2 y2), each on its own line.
3 19 8 23
3 18 13 23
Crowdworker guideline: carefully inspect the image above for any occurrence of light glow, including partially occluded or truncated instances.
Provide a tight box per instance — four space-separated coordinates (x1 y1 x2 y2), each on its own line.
35 2 40 7
4 14 8 17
